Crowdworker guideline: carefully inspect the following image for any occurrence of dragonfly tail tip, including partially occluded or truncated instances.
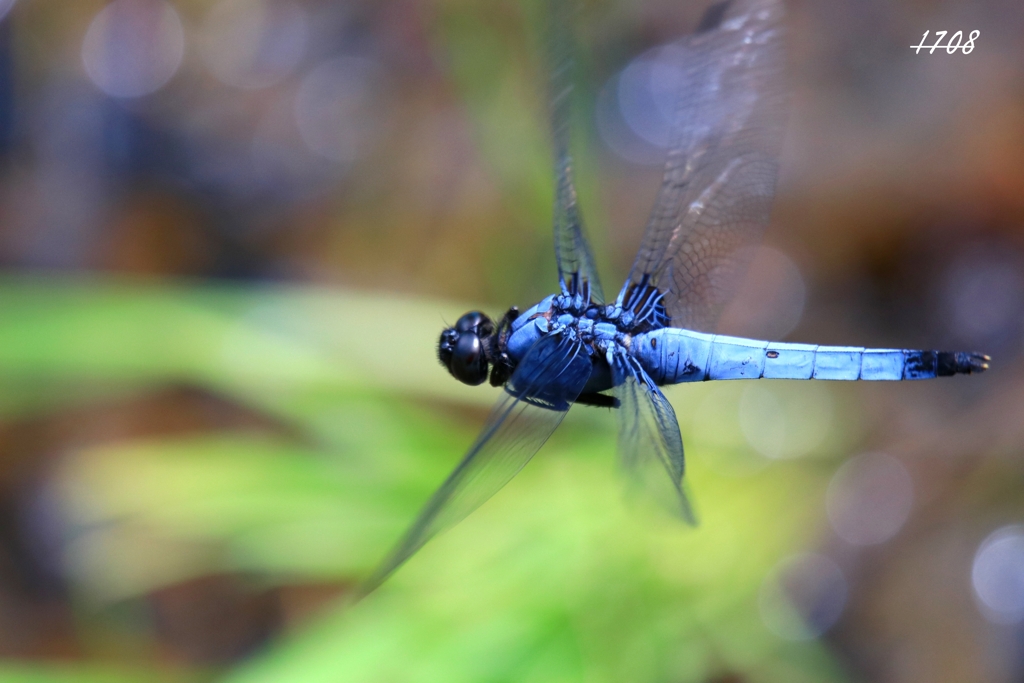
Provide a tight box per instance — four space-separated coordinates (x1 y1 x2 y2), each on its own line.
962 352 990 374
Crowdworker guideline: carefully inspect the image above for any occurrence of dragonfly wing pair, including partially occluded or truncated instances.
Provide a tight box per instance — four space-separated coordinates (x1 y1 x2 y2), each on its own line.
623 0 787 332
550 0 787 325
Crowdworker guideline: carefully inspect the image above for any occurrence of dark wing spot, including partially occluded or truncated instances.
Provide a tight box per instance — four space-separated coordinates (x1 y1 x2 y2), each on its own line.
766 350 779 359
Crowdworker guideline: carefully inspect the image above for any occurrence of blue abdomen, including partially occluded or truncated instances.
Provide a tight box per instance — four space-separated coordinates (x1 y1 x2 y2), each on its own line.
633 328 988 384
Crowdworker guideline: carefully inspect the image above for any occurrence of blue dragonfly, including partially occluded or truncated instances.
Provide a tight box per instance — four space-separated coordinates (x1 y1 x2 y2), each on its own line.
359 0 988 595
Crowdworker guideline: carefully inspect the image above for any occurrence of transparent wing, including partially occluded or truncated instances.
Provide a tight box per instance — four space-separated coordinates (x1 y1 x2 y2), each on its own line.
623 0 787 332
548 0 604 302
357 333 592 596
612 352 697 524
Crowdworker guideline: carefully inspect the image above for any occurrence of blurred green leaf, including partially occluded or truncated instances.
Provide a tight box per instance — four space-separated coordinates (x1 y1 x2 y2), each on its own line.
214 416 845 683
0 274 501 415
0 276 852 682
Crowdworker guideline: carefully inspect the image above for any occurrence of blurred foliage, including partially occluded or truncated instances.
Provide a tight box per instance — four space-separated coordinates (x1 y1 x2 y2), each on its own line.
0 276 851 682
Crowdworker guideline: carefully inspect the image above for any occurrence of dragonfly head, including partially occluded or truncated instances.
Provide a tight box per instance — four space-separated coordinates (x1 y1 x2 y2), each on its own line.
438 311 495 386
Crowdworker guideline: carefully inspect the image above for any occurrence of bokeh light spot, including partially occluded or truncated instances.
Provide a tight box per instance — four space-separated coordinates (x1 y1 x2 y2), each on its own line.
972 526 1024 624
616 45 686 149
199 0 309 90
759 552 848 640
0 0 16 24
598 39 756 167
718 246 806 341
82 0 185 99
826 452 913 546
941 246 1024 351
595 77 664 166
595 45 685 166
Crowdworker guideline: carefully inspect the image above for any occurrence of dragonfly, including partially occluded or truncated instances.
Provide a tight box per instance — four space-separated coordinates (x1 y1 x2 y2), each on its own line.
358 0 989 596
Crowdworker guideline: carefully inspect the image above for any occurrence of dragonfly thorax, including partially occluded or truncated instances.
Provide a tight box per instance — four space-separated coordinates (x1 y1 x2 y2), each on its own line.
502 295 628 370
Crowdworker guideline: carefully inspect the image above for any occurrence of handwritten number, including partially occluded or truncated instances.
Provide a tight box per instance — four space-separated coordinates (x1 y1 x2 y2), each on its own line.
963 30 979 54
946 31 962 54
912 29 978 55
911 30 929 54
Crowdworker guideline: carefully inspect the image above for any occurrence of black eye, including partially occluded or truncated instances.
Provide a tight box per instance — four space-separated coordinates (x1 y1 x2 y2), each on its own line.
449 332 488 385
455 311 494 336
438 311 494 386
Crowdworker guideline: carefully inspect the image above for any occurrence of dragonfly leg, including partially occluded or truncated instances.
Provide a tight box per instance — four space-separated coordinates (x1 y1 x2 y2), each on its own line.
485 307 520 387
487 306 521 387
497 306 520 332
489 354 513 387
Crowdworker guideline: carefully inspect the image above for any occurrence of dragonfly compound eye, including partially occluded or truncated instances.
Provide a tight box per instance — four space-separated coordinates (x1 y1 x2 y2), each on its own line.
438 311 494 385
455 311 494 337
449 332 489 385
